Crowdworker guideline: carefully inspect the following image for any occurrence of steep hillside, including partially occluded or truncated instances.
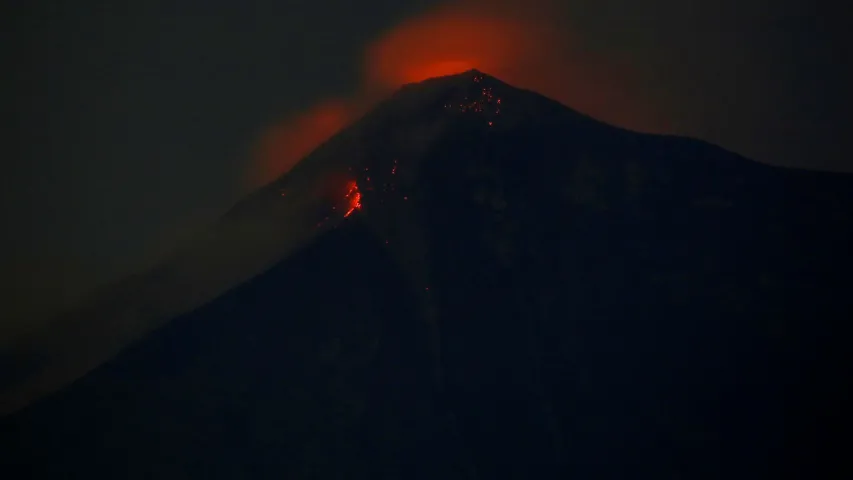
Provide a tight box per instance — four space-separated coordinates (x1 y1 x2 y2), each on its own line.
3 71 852 478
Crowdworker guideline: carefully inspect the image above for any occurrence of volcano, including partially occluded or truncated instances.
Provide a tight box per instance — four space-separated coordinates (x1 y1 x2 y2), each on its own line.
2 71 852 478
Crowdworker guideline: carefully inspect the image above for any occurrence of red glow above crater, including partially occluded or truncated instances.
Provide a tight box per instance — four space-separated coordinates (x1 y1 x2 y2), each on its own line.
363 9 537 88
246 0 663 188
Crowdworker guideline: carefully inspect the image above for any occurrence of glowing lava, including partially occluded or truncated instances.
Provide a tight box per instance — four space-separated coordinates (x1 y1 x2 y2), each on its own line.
344 181 362 218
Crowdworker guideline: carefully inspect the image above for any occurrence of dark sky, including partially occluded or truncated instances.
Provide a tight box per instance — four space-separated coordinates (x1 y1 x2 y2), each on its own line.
2 0 849 338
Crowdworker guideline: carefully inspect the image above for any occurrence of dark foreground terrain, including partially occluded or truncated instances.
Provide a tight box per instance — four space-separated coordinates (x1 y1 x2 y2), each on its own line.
3 71 852 478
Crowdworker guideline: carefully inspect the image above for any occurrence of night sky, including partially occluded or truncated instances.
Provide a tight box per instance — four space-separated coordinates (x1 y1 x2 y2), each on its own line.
2 0 848 340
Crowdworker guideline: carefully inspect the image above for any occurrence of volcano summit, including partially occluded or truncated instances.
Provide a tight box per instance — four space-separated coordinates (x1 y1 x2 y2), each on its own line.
2 71 852 479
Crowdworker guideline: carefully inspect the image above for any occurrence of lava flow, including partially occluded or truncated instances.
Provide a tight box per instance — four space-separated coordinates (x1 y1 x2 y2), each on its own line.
344 181 362 217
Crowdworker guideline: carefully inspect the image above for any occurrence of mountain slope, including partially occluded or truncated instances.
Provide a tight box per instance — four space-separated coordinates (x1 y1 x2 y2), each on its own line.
3 70 852 478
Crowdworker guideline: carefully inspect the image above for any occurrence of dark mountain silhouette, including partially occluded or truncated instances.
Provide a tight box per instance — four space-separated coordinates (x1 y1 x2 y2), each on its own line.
2 71 852 478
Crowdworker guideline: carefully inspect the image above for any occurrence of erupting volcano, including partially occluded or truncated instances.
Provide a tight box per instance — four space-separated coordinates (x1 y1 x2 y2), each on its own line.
3 71 852 480
248 0 660 189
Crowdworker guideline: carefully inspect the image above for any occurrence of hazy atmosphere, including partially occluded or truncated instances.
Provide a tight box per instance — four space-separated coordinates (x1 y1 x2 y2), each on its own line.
3 0 848 339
